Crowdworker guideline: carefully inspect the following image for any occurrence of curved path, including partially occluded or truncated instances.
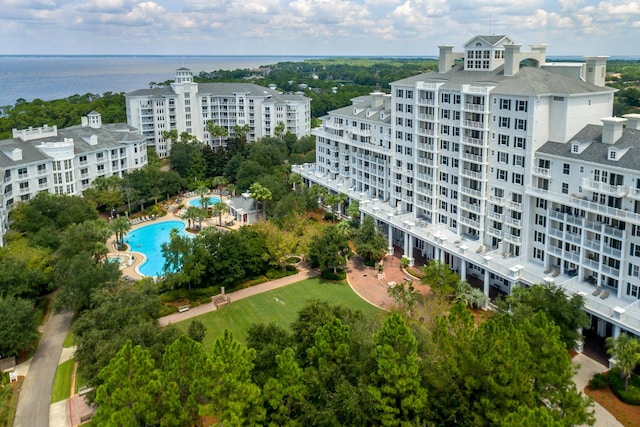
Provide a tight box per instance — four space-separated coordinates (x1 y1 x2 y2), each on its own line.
13 310 73 427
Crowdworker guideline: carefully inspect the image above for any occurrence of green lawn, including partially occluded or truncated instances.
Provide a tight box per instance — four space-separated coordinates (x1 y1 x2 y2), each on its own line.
51 359 74 403
63 331 75 348
174 278 385 349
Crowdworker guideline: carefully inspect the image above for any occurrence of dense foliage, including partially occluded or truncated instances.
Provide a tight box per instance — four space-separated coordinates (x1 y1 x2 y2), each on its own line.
89 299 593 426
0 92 126 139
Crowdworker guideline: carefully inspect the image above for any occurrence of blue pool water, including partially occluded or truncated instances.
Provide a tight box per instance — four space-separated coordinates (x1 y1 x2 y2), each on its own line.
125 220 190 277
188 197 221 208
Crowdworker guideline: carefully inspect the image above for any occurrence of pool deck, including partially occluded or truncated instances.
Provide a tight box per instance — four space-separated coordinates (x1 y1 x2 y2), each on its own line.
107 193 240 280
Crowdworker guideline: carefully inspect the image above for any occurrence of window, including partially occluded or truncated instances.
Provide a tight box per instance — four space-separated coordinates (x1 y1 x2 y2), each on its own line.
534 230 546 244
562 183 569 194
440 156 449 166
533 248 545 261
514 137 526 149
406 91 413 99
498 134 509 146
497 169 507 181
563 163 570 175
499 117 510 128
453 95 460 104
515 119 527 131
500 99 511 110
406 104 413 113
627 283 640 299
516 100 528 112
535 214 547 227
498 152 508 163
629 264 640 278
396 89 404 98
631 243 640 257
513 155 525 167
609 151 617 160
441 109 451 119
536 198 547 209
512 173 523 185
441 93 451 103
396 104 404 112
18 167 27 178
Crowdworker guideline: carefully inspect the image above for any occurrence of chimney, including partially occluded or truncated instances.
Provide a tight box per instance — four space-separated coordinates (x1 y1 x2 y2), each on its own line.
584 56 608 87
438 46 455 73
623 113 640 130
601 117 626 144
371 91 384 108
81 116 88 127
503 44 522 77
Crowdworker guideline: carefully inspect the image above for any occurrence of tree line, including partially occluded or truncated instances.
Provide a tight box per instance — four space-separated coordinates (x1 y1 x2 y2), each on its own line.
87 296 593 426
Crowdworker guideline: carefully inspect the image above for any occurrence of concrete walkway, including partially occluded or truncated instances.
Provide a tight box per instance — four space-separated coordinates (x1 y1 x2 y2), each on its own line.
14 310 73 427
573 353 624 427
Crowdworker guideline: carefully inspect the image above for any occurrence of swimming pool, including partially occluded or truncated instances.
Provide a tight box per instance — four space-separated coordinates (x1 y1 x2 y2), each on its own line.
125 220 190 277
188 196 221 208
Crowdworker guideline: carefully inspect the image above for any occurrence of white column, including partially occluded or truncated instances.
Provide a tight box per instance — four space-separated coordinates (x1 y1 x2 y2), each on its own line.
387 224 394 255
439 247 444 263
408 235 415 266
460 258 466 279
403 232 409 257
483 269 490 297
613 324 621 339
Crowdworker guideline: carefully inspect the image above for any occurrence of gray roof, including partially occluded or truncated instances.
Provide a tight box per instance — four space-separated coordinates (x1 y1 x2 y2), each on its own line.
227 195 256 212
392 64 615 97
537 124 640 171
465 35 511 46
126 82 294 99
0 122 144 168
327 95 391 125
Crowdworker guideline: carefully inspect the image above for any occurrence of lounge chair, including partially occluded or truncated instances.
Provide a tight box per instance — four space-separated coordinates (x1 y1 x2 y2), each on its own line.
600 289 610 299
592 286 602 296
544 267 552 274
552 268 560 277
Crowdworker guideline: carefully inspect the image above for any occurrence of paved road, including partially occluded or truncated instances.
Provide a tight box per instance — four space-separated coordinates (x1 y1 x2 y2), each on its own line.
14 310 73 427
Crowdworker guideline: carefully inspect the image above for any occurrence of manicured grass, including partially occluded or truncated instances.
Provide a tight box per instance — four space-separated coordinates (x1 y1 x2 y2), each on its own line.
74 367 89 394
51 359 74 403
63 331 75 348
174 278 384 350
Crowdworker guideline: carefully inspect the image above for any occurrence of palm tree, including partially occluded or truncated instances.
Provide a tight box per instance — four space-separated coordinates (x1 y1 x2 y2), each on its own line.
184 206 200 230
211 176 228 197
289 173 303 193
606 333 640 390
162 129 178 153
249 182 272 220
274 121 286 138
196 185 210 211
233 124 250 142
324 193 340 222
207 120 228 148
111 217 131 251
212 201 227 226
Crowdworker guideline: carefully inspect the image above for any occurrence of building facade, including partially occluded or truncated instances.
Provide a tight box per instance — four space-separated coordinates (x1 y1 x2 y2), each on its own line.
126 68 312 157
0 111 147 245
294 35 640 340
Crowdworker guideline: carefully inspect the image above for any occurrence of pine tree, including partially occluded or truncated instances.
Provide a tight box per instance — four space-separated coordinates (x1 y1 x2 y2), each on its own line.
263 347 306 426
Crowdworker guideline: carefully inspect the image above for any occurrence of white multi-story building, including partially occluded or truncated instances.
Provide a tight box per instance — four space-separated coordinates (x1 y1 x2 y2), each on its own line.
295 35 640 340
126 68 311 157
0 111 147 245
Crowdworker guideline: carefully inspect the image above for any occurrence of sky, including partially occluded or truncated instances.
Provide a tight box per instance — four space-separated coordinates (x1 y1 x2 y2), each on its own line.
1 0 639 56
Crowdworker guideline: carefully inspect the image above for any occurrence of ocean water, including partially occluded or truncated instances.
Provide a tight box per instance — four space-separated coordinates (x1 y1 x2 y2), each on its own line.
0 55 311 108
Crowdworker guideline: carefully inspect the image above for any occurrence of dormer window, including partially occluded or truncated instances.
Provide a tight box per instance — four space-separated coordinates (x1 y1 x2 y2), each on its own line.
572 144 579 153
609 150 617 160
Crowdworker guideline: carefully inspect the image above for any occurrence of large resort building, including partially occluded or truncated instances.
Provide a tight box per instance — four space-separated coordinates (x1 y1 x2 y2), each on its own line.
294 34 640 341
0 111 147 245
126 68 312 157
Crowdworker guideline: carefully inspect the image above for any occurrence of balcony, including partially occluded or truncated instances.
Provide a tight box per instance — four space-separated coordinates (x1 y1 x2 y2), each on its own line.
459 216 480 229
417 113 435 121
629 187 640 201
487 227 503 238
417 142 435 152
503 234 522 245
417 98 436 106
505 217 522 227
461 152 485 163
582 178 626 197
460 186 483 198
460 202 481 213
488 211 503 221
488 195 505 206
532 167 551 177
463 103 487 113
460 168 486 180
507 200 522 211
417 157 434 167
462 120 487 130
462 136 486 147
417 128 435 137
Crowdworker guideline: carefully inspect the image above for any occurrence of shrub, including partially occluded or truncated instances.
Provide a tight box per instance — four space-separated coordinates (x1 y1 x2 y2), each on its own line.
323 212 335 221
609 367 640 405
159 304 178 317
588 373 608 390
320 268 346 281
